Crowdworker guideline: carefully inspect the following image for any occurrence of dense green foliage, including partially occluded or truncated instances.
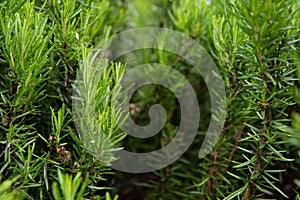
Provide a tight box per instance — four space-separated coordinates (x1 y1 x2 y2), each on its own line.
0 0 300 199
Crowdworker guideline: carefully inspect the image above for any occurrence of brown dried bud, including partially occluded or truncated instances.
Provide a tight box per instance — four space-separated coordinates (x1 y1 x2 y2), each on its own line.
60 151 71 163
57 146 66 154
48 135 56 142
73 161 80 167
2 114 10 126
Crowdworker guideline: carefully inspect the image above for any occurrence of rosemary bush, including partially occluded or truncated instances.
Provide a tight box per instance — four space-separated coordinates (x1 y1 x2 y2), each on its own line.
0 0 299 199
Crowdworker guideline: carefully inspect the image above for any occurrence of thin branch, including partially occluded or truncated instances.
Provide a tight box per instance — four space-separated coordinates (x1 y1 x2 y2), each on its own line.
228 123 246 162
243 74 271 200
171 40 194 67
204 118 228 199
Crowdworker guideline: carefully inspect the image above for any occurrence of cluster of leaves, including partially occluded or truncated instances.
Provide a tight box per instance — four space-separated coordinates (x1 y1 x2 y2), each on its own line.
0 0 126 199
204 0 299 199
1 0 300 199
111 0 300 200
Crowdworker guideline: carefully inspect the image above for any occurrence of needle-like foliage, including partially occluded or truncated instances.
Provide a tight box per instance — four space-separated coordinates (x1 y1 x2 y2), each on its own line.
0 0 299 199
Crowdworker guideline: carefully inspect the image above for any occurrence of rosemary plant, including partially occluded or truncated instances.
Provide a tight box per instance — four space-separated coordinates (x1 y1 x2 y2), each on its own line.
0 0 299 199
